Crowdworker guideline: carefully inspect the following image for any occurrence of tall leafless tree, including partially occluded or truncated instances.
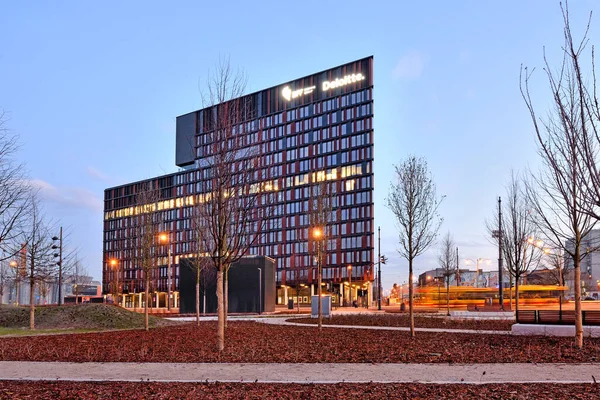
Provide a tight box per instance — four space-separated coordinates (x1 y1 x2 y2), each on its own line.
17 196 55 329
386 156 444 337
197 60 270 351
188 204 215 325
0 111 32 262
131 181 162 331
437 232 456 316
521 2 599 348
487 172 543 313
308 179 337 330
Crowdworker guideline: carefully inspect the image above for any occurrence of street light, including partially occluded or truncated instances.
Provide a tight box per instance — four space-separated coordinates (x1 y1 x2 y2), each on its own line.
312 227 325 326
52 227 63 306
9 260 18 305
110 259 119 305
159 232 172 311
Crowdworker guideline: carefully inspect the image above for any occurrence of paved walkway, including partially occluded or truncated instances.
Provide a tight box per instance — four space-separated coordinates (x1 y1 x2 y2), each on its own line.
168 316 511 335
0 361 598 384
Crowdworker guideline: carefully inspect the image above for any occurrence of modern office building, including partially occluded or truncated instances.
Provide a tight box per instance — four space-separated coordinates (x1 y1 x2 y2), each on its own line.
102 56 374 311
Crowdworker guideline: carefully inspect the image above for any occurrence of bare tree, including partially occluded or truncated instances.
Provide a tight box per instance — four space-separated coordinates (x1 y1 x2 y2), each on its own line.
17 197 55 329
487 172 543 313
131 181 161 331
386 156 444 337
520 2 599 348
0 256 9 305
196 59 270 351
188 204 215 325
0 111 32 261
437 232 456 316
308 179 337 330
543 248 570 288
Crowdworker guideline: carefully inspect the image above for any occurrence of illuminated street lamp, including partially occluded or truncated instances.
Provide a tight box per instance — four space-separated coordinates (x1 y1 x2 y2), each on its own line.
312 227 324 328
9 260 18 305
110 258 119 305
159 232 172 311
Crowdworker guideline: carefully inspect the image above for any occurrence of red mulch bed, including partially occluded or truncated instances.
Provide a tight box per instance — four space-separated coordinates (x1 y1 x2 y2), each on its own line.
0 322 599 363
0 381 596 399
291 314 514 331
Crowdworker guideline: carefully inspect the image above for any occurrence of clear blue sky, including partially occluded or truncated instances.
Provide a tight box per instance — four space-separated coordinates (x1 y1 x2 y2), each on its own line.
0 1 597 289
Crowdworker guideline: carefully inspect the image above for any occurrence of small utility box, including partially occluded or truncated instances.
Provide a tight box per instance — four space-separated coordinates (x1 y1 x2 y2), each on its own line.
311 295 332 318
288 299 294 310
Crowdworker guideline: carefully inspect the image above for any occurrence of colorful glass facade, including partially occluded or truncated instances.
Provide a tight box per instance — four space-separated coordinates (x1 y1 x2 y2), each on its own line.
103 56 374 307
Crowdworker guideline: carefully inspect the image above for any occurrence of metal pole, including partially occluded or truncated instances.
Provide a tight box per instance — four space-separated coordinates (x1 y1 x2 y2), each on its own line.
378 226 381 310
58 227 63 306
498 196 504 309
456 247 460 285
167 233 171 311
258 267 262 315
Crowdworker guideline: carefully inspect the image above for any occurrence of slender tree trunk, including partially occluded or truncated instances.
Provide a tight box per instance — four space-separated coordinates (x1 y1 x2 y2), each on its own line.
574 248 583 348
509 274 513 310
144 277 149 331
196 268 200 326
29 277 35 330
297 283 300 313
216 269 225 351
515 278 520 315
446 281 450 316
224 271 228 329
409 259 415 337
203 290 206 316
317 261 322 330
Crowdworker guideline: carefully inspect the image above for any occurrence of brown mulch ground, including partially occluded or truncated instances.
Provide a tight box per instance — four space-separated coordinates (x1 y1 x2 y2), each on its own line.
0 322 599 364
291 314 514 331
0 381 597 399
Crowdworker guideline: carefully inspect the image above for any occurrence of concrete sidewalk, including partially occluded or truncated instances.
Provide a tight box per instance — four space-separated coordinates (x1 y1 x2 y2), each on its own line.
0 361 598 384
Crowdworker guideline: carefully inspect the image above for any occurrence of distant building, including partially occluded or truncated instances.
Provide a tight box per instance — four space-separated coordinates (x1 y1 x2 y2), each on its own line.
566 228 600 297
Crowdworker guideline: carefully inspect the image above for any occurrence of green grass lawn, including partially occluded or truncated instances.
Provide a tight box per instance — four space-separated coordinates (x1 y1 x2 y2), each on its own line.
0 327 99 336
0 303 177 333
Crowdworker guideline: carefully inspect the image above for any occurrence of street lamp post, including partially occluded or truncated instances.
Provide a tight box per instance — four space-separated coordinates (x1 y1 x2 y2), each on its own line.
9 260 18 305
313 227 324 328
110 259 119 305
159 233 172 311
52 227 63 305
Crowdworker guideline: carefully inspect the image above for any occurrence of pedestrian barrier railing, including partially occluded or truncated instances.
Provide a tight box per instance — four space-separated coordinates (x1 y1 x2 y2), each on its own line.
516 310 600 325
